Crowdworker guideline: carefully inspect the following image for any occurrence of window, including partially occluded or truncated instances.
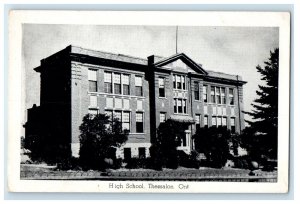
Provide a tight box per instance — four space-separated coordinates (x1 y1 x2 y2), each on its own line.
211 86 216 103
113 73 121 94
174 99 186 114
221 87 226 104
182 76 186 90
104 72 112 93
229 88 234 105
136 112 144 133
105 110 113 129
122 74 130 95
173 74 186 90
122 111 130 132
159 77 165 97
212 116 217 127
195 114 201 131
160 112 166 123
230 118 236 133
222 117 227 127
204 116 208 128
138 147 146 158
114 111 122 122
124 148 131 161
194 81 199 100
106 110 131 132
135 76 143 96
203 85 207 103
105 110 113 121
177 99 182 113
88 69 97 92
216 87 221 104
183 100 187 114
176 75 181 89
217 117 222 127
89 95 97 107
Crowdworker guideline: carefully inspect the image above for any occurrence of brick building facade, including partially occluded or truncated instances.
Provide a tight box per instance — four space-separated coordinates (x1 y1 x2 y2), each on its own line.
26 45 246 160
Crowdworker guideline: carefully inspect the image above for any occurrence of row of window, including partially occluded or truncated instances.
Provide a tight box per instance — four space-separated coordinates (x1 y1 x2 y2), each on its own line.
101 110 144 133
158 112 236 133
89 69 236 105
88 69 143 96
197 84 235 105
195 114 236 133
124 147 146 160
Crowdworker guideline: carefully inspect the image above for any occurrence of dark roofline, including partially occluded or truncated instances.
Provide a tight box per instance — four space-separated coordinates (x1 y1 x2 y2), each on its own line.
34 45 247 84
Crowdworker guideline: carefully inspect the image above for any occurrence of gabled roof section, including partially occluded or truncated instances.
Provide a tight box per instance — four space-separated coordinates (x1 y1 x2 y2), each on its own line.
153 53 208 75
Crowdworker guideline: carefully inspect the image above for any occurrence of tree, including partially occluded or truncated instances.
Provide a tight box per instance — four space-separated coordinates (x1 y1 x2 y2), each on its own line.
150 120 186 169
244 48 279 160
79 113 128 170
193 127 231 168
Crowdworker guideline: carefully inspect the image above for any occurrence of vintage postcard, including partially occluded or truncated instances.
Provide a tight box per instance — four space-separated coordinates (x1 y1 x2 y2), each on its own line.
8 11 290 193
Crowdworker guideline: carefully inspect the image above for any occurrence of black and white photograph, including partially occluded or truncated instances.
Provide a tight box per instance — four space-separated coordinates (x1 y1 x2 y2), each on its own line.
8 11 290 193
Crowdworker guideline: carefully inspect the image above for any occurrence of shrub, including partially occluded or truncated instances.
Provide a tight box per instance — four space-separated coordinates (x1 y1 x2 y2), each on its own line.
125 158 152 169
178 150 200 169
79 113 128 170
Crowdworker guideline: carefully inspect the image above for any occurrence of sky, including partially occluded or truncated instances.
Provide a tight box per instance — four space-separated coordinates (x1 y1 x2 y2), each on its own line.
22 24 279 124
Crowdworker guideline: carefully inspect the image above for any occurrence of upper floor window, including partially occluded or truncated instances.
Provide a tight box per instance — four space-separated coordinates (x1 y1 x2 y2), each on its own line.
113 73 121 94
229 88 234 105
221 87 226 104
204 115 208 128
104 72 112 94
203 85 207 103
135 76 143 96
173 98 187 114
88 69 97 92
216 87 221 104
136 112 144 133
159 77 165 97
194 81 200 100
122 74 130 95
173 74 186 90
210 86 216 103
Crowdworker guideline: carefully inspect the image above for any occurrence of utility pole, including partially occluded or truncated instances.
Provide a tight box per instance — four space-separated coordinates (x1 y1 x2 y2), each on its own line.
176 26 178 54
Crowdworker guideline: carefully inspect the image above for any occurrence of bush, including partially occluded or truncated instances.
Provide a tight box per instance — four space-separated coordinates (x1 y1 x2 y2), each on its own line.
125 158 152 169
56 157 80 170
178 150 200 169
193 126 231 168
79 113 128 170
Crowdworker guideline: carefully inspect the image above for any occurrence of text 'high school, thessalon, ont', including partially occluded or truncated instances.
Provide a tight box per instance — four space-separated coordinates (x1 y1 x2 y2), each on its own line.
24 45 247 160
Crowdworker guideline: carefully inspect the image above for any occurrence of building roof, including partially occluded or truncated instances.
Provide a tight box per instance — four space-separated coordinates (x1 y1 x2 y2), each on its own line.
36 45 246 83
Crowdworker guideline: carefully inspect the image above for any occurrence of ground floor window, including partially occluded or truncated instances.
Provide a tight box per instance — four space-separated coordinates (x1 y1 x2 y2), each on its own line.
138 147 146 158
124 148 131 161
105 110 131 132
